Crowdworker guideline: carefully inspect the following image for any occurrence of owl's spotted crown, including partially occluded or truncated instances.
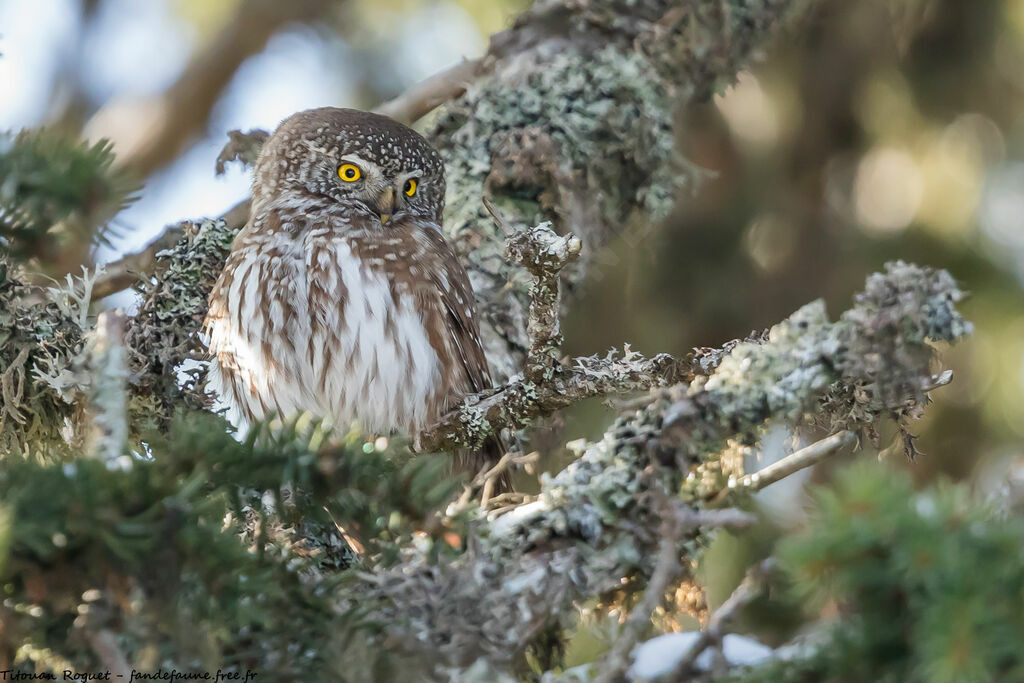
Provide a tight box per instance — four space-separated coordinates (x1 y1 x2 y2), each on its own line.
252 107 446 224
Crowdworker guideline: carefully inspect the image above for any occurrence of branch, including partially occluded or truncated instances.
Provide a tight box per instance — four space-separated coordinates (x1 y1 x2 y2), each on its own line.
1 257 969 677
504 221 581 381
419 345 683 452
741 430 855 492
669 558 776 677
91 224 185 300
594 498 759 683
361 266 968 675
374 58 484 125
703 368 955 504
709 430 857 504
594 485 685 683
91 199 249 301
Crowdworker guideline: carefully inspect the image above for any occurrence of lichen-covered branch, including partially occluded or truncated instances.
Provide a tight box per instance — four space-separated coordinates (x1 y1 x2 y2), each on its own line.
0 255 969 678
419 345 683 452
419 220 683 453
125 219 238 426
431 0 805 379
340 263 969 677
504 221 582 382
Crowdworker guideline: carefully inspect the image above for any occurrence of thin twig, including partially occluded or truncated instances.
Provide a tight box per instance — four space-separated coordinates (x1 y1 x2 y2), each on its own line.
479 450 538 505
505 222 582 381
710 430 857 504
669 559 776 676
374 58 484 125
91 225 185 300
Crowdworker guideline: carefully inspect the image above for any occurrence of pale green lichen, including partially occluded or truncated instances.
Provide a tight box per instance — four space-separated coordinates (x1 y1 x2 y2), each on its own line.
422 0 801 383
673 261 971 464
126 218 237 431
434 45 680 255
426 42 690 379
0 263 95 460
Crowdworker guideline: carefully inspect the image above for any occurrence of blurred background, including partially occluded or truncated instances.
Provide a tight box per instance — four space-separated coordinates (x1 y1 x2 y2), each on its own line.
567 0 1024 488
3 0 1022 658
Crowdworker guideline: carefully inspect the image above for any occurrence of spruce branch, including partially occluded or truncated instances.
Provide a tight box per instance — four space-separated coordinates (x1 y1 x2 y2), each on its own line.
0 131 137 265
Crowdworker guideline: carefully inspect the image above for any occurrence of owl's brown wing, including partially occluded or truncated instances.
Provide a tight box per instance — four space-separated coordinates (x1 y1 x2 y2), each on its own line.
349 218 508 485
408 223 509 484
423 228 493 395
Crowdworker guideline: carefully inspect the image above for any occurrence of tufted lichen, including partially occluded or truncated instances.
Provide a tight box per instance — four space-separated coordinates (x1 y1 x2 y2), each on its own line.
126 218 237 432
0 263 94 459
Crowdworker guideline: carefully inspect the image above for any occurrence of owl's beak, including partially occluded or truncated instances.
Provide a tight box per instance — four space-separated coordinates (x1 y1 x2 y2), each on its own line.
375 187 396 224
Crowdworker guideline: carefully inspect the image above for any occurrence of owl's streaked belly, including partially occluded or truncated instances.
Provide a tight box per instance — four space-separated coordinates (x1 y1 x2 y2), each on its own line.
207 233 443 434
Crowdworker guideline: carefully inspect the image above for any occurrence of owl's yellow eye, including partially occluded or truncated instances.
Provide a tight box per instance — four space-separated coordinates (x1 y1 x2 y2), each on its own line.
404 178 417 197
338 164 361 182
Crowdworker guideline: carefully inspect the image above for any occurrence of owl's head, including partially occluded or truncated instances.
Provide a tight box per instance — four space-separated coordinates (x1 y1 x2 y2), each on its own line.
252 107 446 226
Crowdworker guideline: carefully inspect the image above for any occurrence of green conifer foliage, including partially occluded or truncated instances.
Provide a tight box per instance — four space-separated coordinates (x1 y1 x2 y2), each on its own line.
0 132 137 262
741 465 1024 683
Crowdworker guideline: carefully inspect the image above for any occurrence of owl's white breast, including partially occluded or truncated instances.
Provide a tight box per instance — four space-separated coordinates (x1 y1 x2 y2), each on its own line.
207 228 442 434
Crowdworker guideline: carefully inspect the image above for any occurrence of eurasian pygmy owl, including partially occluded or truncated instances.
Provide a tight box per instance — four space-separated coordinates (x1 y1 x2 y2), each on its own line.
204 107 498 472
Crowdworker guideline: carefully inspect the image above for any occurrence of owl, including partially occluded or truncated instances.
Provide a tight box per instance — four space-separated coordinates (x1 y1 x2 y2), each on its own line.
204 107 499 473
